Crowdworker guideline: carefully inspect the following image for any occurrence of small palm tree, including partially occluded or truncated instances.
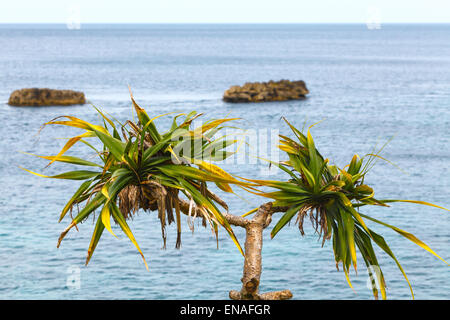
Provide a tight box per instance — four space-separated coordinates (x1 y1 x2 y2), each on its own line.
23 95 448 300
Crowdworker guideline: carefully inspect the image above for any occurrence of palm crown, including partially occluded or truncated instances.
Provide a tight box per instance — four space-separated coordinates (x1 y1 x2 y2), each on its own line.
23 92 255 269
242 117 449 299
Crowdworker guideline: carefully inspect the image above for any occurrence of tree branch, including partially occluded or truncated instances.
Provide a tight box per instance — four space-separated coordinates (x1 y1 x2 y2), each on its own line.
178 198 292 300
178 199 249 227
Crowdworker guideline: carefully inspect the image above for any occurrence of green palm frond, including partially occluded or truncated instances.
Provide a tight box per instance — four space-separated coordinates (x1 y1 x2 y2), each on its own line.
249 117 449 299
22 93 251 268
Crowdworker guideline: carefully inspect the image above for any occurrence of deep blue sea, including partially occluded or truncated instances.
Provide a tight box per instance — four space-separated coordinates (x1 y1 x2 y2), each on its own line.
0 24 449 300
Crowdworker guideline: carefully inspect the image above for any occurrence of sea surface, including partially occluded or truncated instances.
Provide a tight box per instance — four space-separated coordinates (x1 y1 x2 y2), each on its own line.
0 24 449 300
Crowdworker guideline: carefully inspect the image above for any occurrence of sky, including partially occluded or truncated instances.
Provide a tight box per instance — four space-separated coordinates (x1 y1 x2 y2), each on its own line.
1 0 450 23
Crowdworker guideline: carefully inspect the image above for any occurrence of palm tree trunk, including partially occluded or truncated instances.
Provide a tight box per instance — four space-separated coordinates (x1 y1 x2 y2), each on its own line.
229 203 293 300
179 199 292 300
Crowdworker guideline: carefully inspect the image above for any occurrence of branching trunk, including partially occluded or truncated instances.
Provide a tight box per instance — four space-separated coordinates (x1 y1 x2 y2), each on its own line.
229 202 292 300
179 200 292 300
239 219 264 299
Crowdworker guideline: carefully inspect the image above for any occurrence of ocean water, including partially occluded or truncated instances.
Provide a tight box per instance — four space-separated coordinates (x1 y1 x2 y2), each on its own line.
0 24 449 300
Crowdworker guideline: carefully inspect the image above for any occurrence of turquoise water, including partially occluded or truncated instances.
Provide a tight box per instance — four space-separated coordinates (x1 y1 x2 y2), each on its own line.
0 24 449 299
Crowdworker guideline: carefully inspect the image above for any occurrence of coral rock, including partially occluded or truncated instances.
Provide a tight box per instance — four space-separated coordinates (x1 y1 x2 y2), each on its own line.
8 88 86 106
223 80 309 103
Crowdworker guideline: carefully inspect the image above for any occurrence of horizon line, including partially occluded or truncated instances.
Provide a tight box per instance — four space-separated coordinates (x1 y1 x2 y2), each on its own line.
1 22 450 25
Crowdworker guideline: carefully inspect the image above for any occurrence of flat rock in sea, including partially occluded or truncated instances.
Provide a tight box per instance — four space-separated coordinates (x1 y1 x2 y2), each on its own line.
8 88 86 106
223 80 309 103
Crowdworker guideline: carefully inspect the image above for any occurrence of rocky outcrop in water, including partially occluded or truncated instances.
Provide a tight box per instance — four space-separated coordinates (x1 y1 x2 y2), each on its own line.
223 80 309 103
8 88 86 106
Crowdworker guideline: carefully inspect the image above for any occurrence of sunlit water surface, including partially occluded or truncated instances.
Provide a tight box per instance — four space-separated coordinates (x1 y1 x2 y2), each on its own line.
0 24 449 299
